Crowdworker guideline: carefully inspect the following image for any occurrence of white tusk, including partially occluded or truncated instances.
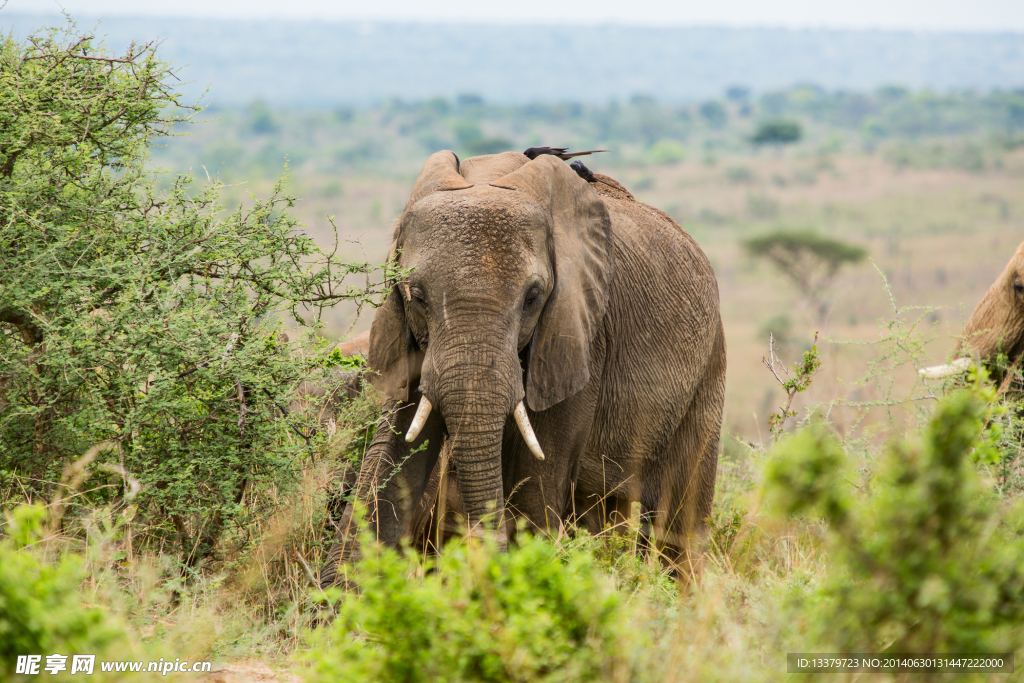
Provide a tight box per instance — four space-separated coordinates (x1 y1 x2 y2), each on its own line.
513 401 545 461
919 357 973 379
405 396 433 442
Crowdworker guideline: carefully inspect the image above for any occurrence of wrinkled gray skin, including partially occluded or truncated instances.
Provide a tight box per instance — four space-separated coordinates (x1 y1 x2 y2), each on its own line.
289 332 369 423
319 151 726 587
957 239 1024 389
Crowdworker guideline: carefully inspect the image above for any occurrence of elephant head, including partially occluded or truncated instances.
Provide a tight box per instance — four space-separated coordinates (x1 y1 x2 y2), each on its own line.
365 150 610 530
921 239 1024 386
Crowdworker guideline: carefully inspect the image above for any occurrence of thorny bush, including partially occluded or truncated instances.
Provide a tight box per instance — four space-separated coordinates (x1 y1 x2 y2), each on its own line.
764 383 1024 655
0 21 397 571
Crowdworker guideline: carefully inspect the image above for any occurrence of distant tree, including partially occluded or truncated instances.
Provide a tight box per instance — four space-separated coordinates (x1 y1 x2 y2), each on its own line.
759 91 789 117
1009 97 1024 132
699 100 728 128
466 137 515 155
452 119 483 147
456 92 484 107
752 118 802 145
743 230 867 323
451 119 512 156
423 96 451 117
876 84 910 102
725 85 751 102
333 106 354 123
246 99 279 135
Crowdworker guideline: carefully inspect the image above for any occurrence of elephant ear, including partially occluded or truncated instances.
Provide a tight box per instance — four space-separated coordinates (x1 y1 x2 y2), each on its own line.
459 151 529 184
368 151 471 401
402 150 472 212
366 287 416 401
490 154 612 411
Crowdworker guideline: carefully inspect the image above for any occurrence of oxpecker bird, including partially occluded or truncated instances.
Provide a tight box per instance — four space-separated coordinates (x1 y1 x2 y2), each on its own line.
522 146 608 160
569 159 596 182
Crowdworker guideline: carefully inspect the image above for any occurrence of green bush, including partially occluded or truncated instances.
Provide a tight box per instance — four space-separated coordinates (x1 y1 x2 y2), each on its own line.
647 140 687 165
0 506 126 680
763 427 850 523
698 101 728 129
306 532 633 682
764 388 1024 653
0 21 393 567
724 165 756 184
752 118 802 145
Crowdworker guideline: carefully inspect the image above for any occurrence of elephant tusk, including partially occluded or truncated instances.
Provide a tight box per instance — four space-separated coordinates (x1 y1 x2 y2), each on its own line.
919 357 973 379
405 396 433 442
514 401 545 461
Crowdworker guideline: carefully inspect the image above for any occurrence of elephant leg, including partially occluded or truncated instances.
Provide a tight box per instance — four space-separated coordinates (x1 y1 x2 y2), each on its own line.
645 361 725 579
319 397 445 588
568 491 633 533
609 495 634 529
406 454 446 555
409 459 465 555
503 380 599 537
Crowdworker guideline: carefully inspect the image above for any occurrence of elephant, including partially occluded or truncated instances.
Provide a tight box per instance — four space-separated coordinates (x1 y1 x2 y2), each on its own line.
287 330 371 425
921 238 1024 393
318 150 727 587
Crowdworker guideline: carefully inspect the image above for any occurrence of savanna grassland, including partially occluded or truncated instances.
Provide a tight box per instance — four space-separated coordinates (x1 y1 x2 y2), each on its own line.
5 17 1024 683
151 97 1024 445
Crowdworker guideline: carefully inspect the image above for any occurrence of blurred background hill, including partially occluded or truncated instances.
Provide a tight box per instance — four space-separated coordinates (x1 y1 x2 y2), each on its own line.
3 14 1024 105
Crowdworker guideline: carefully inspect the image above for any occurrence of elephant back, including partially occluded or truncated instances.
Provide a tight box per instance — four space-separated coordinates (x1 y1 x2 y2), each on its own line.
592 173 700 246
587 173 635 202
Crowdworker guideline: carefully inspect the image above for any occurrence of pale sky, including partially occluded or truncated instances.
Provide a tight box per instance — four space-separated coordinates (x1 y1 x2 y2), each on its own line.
4 0 1024 32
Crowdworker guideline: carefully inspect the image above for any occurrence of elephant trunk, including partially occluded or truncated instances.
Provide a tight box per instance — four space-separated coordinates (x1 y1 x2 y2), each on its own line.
445 409 507 531
426 338 522 537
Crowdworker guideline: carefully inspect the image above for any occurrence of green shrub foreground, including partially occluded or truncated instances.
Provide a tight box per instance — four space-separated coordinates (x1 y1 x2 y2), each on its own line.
306 532 633 683
4 372 1024 681
0 506 127 682
299 386 1024 682
765 387 1024 656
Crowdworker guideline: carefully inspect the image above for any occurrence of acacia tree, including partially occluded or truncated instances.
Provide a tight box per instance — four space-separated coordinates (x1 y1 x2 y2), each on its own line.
751 118 802 146
0 21 392 567
743 229 866 325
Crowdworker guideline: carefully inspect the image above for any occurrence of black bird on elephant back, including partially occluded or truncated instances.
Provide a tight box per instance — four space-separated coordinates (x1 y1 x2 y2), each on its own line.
521 146 607 160
921 238 1024 394
568 159 596 183
318 148 726 588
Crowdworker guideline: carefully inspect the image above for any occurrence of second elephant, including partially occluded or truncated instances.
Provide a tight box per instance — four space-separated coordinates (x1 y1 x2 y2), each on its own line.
320 150 726 586
922 238 1024 391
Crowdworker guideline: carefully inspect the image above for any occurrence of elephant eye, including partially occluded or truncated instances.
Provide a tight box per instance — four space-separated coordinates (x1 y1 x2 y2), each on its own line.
1014 280 1024 295
523 286 542 310
407 285 427 308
